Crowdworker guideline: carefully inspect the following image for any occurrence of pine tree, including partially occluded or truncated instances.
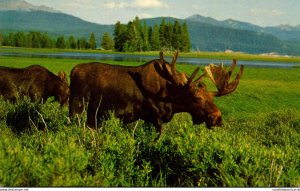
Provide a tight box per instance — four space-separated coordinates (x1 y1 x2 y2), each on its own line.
172 21 182 50
114 21 127 51
124 21 137 52
112 17 191 52
56 36 66 49
101 32 114 50
159 19 174 50
89 32 96 50
7 33 15 46
149 24 160 50
133 16 142 33
76 39 80 49
29 32 40 48
132 17 143 51
14 32 26 47
181 22 191 52
159 19 167 49
25 32 32 47
40 33 52 48
78 37 88 49
166 22 174 50
0 32 3 46
68 35 77 49
141 21 149 51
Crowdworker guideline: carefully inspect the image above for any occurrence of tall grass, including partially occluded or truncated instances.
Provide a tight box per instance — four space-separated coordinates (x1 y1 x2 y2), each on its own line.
0 97 299 186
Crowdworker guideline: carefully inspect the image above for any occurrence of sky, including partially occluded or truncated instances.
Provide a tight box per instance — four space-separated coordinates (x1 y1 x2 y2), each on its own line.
26 0 300 26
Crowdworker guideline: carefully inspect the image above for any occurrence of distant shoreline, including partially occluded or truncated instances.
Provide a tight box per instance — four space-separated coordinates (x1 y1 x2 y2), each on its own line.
1 46 300 63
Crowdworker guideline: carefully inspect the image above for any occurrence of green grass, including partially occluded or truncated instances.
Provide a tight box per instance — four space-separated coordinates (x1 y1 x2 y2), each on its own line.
0 50 300 186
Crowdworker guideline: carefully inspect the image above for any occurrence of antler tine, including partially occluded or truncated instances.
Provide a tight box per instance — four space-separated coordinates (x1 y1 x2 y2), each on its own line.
227 59 236 78
230 59 237 72
159 51 164 64
206 60 244 97
193 72 207 84
238 64 244 78
187 67 200 85
171 51 180 85
205 63 224 89
217 64 244 97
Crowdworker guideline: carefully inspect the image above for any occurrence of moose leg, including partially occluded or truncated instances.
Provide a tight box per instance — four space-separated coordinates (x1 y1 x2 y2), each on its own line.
154 120 163 137
143 99 168 138
69 95 85 118
86 103 97 129
86 96 102 129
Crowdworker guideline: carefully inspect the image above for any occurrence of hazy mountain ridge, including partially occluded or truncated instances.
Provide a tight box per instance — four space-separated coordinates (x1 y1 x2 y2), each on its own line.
0 0 300 55
187 14 265 32
0 10 114 38
186 14 300 42
0 0 58 13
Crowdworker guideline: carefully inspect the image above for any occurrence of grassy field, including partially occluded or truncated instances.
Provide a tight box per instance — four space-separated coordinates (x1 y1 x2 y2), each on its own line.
0 51 300 187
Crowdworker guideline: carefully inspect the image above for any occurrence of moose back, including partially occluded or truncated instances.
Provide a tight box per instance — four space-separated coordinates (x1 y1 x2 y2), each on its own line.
69 52 243 135
0 65 69 105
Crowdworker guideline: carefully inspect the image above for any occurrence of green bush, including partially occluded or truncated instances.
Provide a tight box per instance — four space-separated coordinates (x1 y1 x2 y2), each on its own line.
0 98 299 187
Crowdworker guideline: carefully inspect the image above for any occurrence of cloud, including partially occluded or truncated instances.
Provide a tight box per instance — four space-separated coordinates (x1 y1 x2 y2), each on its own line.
191 4 202 11
65 0 97 9
251 8 285 17
103 1 128 9
104 0 168 9
139 13 154 19
132 0 168 9
269 9 285 16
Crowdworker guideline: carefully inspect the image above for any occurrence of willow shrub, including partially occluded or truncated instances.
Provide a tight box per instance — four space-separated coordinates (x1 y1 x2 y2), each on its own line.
0 97 299 186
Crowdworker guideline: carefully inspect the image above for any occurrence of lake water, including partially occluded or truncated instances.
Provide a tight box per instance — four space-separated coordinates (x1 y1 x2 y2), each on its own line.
1 51 299 68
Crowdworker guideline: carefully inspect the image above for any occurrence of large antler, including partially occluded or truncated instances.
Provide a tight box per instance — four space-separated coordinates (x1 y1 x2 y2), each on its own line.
159 51 207 86
159 51 177 85
159 51 181 85
205 59 244 97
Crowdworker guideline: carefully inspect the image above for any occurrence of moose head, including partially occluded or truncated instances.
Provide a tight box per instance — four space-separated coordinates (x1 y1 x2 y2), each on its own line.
159 51 244 128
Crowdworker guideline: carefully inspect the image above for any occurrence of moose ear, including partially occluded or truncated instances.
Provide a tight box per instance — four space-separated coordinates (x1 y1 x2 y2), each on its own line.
129 69 166 98
58 71 68 83
141 65 166 97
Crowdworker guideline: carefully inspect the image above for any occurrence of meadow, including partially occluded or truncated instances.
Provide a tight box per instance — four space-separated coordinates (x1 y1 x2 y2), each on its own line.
0 50 300 187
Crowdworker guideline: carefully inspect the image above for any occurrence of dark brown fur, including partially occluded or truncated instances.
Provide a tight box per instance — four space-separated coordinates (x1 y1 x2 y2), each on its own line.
0 65 69 105
69 59 223 134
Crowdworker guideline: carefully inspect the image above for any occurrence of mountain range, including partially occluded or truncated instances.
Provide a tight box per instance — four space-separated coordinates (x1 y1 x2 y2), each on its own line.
187 14 300 42
0 0 57 12
1 0 300 55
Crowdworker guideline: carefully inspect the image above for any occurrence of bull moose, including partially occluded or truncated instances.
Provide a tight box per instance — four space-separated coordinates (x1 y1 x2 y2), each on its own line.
69 51 243 135
0 65 70 105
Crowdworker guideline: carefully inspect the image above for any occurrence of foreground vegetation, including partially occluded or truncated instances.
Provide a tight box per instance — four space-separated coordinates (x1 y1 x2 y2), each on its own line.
0 52 300 186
